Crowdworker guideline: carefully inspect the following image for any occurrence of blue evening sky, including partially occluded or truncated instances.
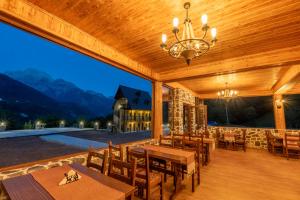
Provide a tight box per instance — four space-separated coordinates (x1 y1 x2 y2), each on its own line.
0 22 152 97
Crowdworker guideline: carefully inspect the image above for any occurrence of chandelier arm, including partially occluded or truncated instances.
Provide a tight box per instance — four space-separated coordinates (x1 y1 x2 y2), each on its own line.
202 28 208 39
174 31 187 49
162 46 169 52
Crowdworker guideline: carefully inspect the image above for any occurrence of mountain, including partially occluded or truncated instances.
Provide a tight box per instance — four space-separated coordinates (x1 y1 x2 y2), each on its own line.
5 69 113 117
0 73 94 129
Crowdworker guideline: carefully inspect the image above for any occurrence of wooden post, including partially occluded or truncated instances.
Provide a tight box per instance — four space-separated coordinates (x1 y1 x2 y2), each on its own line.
152 81 163 139
273 94 286 130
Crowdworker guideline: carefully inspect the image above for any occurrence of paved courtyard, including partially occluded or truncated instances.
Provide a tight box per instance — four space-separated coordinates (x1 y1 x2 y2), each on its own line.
0 130 151 168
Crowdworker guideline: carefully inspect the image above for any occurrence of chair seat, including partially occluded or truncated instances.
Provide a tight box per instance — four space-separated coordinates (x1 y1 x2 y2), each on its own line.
136 169 162 187
273 142 283 147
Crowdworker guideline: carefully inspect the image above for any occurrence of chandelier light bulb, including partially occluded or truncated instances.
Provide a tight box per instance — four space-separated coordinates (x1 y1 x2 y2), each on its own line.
161 34 167 43
173 17 179 28
211 27 217 39
201 14 208 25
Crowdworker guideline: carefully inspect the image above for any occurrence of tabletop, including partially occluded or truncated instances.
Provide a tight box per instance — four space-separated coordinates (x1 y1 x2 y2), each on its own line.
1 163 135 200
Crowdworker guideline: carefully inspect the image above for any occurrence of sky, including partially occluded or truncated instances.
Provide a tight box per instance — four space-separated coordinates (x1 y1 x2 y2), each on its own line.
0 22 152 97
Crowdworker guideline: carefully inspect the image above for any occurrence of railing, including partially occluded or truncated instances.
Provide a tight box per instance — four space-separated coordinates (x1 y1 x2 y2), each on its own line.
0 138 154 180
208 126 300 150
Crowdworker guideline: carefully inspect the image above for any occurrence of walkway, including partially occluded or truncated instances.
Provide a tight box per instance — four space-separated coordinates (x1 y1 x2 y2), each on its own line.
0 128 92 139
40 135 108 150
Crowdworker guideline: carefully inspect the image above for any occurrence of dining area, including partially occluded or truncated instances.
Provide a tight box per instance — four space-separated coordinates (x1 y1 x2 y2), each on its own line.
0 135 212 200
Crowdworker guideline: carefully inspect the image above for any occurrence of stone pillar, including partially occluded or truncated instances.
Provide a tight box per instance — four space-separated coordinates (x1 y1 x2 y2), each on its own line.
152 81 163 139
273 94 286 130
173 88 184 134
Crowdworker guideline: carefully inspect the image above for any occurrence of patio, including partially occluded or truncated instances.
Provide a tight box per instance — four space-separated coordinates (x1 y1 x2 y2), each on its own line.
1 0 300 199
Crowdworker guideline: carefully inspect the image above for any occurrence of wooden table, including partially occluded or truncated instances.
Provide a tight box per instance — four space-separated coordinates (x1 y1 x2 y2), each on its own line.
165 135 215 163
131 145 196 192
1 163 135 200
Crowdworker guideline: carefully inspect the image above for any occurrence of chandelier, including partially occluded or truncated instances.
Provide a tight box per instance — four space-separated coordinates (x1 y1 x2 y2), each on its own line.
217 83 238 100
160 2 217 65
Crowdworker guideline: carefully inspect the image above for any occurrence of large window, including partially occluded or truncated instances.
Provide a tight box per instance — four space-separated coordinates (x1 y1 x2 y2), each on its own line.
284 94 300 129
0 22 152 167
205 96 275 128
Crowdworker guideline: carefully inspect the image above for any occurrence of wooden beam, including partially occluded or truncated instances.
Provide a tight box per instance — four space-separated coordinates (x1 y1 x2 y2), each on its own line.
198 90 273 99
273 94 286 130
272 65 300 94
159 46 300 82
0 0 158 80
165 82 201 98
152 81 163 139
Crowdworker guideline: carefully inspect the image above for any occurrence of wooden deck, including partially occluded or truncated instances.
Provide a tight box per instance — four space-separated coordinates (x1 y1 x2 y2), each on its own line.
151 149 300 200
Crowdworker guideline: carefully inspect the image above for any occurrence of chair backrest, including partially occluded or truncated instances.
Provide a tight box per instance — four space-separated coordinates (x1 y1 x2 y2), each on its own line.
182 138 202 165
108 140 124 161
108 155 137 186
284 131 300 148
171 134 185 149
159 135 173 147
86 149 108 174
127 147 150 185
235 129 246 141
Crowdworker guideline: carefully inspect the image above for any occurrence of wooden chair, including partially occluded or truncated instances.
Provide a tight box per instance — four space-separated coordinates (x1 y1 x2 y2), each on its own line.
189 134 208 166
216 128 227 149
108 155 137 200
172 134 184 149
234 129 246 152
269 133 283 155
127 147 164 200
284 131 300 159
265 130 272 153
86 149 109 174
108 140 124 161
182 139 201 191
159 135 173 147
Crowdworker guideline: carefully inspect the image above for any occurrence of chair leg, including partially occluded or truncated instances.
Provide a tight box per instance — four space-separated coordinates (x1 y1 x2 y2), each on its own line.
197 163 200 185
164 163 167 182
160 175 164 200
192 172 195 192
146 187 150 200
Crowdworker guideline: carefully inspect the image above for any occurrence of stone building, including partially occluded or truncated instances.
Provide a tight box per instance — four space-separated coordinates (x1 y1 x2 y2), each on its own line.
113 85 151 132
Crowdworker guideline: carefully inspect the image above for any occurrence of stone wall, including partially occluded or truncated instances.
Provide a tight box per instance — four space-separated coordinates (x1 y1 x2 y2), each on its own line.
208 126 284 149
169 88 196 134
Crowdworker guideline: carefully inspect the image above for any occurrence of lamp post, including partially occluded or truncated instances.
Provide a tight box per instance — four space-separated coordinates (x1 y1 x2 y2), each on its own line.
224 100 230 125
59 120 65 128
0 121 6 131
79 121 84 129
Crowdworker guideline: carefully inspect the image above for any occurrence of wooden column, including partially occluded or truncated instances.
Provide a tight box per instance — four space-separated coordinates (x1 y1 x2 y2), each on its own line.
152 81 163 139
273 94 286 130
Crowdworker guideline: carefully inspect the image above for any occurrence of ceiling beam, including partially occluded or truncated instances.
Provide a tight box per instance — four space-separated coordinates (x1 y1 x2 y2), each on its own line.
0 0 158 81
198 90 273 99
159 46 300 83
165 82 201 98
271 65 300 94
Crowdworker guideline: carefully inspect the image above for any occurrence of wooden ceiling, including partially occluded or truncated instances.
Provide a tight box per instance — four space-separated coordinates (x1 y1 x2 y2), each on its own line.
2 0 300 98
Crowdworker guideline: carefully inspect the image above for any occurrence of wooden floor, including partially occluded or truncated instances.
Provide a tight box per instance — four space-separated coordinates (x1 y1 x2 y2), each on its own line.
150 149 300 200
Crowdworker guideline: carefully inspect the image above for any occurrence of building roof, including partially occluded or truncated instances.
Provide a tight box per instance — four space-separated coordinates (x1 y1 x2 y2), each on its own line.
114 85 151 110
